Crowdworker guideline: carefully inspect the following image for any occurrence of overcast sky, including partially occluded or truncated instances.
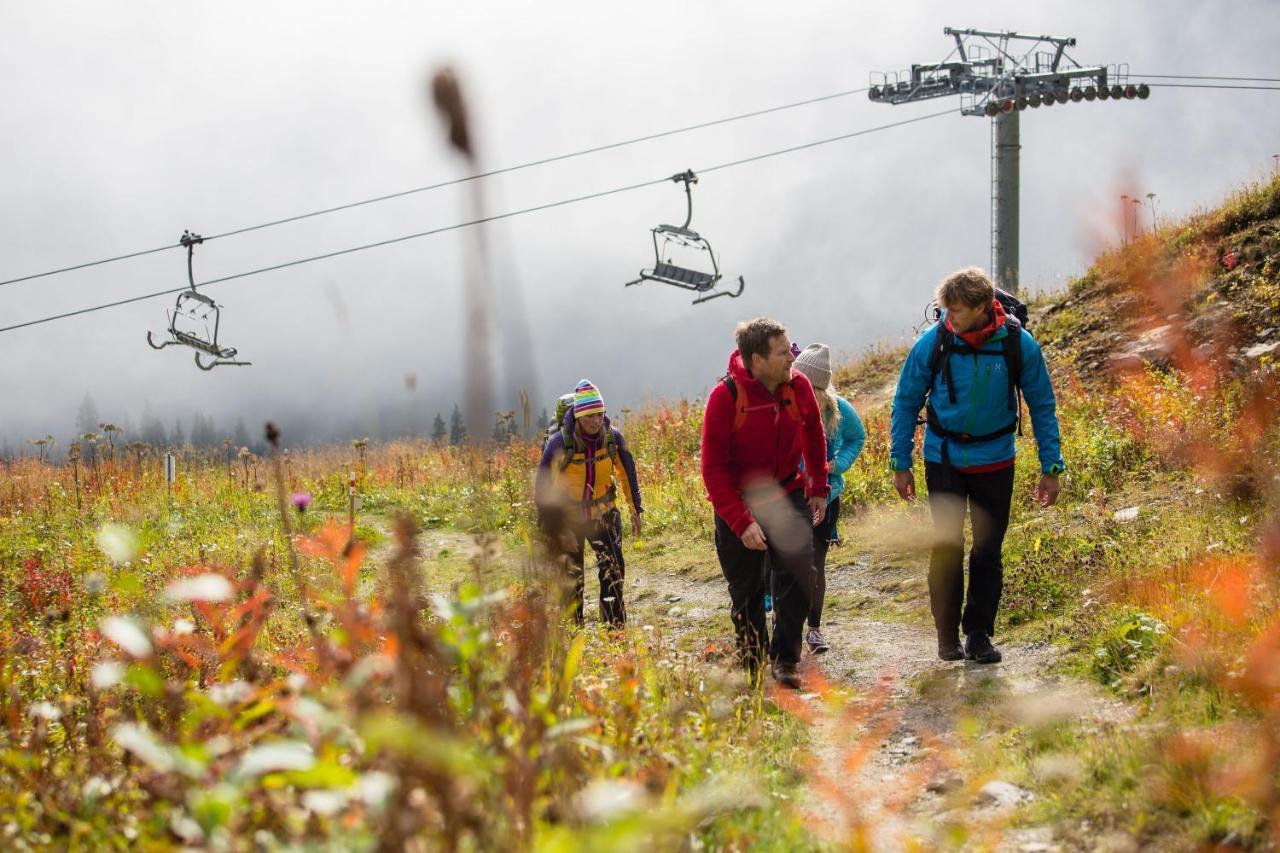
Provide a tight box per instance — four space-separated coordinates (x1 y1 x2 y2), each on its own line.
2 0 1278 448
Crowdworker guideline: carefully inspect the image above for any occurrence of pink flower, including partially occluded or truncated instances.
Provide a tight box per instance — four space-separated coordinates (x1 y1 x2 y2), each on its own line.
290 492 312 512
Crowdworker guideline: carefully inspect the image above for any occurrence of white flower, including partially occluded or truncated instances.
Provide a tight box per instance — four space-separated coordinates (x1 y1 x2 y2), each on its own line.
358 772 396 809
82 776 114 801
95 524 137 565
172 618 195 636
91 661 125 690
574 779 648 823
207 681 254 706
29 701 61 721
303 790 348 816
112 724 175 772
164 574 233 603
100 617 152 658
234 741 315 779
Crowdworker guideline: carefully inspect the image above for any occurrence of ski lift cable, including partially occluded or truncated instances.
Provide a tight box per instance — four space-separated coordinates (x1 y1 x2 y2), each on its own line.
1146 83 1280 90
0 83 871 289
1135 74 1280 83
0 108 952 336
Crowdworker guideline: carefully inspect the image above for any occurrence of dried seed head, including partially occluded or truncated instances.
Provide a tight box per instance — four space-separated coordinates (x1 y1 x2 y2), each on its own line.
430 67 472 158
264 422 281 447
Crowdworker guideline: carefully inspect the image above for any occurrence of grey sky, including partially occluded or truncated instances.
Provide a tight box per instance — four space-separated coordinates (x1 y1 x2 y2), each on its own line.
2 1 1278 448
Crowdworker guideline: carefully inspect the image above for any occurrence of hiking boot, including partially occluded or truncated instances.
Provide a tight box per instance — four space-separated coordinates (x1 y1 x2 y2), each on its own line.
771 659 803 690
806 629 831 655
937 636 965 661
964 633 1002 664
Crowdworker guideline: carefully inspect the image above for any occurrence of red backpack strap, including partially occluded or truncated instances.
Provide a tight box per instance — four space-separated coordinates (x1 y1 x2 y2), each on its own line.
721 375 750 431
779 383 802 423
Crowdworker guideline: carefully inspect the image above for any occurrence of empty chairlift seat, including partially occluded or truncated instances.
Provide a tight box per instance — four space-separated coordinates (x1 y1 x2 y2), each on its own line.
623 169 745 305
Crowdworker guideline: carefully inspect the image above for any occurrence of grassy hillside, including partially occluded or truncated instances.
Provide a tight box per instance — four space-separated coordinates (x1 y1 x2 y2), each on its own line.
0 176 1277 850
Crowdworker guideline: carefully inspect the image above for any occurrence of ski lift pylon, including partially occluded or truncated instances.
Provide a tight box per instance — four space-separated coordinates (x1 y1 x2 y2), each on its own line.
624 170 744 305
146 230 251 370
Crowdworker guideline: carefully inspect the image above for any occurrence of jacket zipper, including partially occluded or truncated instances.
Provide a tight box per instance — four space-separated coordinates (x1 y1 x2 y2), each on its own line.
962 356 992 468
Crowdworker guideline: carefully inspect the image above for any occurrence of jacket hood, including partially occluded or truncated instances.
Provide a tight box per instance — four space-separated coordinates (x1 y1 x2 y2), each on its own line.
728 349 799 395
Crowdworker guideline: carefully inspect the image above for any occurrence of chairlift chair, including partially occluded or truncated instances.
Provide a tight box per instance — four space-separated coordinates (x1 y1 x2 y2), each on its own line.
625 170 744 305
146 231 250 370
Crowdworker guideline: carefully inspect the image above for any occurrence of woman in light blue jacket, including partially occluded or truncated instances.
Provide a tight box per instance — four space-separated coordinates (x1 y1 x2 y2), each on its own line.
793 343 865 654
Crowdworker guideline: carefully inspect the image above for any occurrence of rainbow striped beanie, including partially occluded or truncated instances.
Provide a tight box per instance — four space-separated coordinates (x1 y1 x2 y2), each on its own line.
572 379 606 417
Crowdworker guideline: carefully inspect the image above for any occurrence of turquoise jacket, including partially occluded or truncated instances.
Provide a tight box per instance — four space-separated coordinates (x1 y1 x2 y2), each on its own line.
826 396 865 502
890 321 1064 473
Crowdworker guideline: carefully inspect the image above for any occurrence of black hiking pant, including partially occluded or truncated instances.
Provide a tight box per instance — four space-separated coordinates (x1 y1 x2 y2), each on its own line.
809 497 840 629
560 507 627 626
924 462 1015 640
715 489 815 670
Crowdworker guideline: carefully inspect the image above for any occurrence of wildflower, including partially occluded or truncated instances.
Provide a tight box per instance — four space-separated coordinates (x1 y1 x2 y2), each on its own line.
100 616 153 658
164 573 233 603
90 661 125 690
234 741 315 779
95 523 137 565
29 701 61 721
291 491 312 513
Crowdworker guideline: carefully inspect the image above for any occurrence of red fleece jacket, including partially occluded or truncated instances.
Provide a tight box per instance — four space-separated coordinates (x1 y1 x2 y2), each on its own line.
700 351 830 537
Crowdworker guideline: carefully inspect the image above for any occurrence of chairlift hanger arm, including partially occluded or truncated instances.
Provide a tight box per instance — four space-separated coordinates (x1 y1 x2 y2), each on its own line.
180 230 204 293
670 169 697 230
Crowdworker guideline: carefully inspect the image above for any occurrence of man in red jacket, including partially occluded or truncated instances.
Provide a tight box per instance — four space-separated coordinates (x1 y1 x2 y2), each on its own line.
700 318 830 688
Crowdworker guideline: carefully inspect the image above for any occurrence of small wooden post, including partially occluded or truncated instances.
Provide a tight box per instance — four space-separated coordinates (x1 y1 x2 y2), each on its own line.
347 470 357 538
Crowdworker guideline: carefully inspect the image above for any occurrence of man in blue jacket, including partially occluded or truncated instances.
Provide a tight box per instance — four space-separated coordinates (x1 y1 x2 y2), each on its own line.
889 267 1064 664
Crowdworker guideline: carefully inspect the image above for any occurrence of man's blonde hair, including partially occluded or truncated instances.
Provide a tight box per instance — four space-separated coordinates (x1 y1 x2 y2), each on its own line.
936 267 995 310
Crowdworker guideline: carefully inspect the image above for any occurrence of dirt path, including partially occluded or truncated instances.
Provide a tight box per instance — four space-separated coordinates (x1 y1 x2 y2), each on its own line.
617 513 1136 852
362 512 1135 851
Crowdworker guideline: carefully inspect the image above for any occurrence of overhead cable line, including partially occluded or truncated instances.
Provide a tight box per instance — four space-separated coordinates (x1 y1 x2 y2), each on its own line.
1147 83 1280 90
0 107 951 336
1135 74 1280 83
0 84 869 289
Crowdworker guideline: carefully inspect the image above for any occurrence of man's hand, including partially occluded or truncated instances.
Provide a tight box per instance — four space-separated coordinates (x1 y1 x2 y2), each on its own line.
740 521 768 551
809 496 827 526
631 511 643 537
1035 474 1061 507
557 529 578 553
893 469 916 502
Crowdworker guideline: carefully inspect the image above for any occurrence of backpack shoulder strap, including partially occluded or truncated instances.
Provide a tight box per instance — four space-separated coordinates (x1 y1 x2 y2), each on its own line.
557 425 576 472
779 383 802 423
605 427 620 464
926 326 958 405
1003 323 1023 384
721 374 749 431
1002 323 1024 434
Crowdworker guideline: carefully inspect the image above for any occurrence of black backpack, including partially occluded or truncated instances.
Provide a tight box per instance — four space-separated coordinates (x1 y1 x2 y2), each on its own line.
921 289 1028 451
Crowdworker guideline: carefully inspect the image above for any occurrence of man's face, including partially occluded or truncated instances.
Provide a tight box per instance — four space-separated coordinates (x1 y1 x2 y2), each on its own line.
945 300 991 333
577 412 605 436
750 334 795 385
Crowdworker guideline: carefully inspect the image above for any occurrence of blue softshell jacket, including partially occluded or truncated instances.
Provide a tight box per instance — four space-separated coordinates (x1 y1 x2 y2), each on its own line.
889 322 1064 473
